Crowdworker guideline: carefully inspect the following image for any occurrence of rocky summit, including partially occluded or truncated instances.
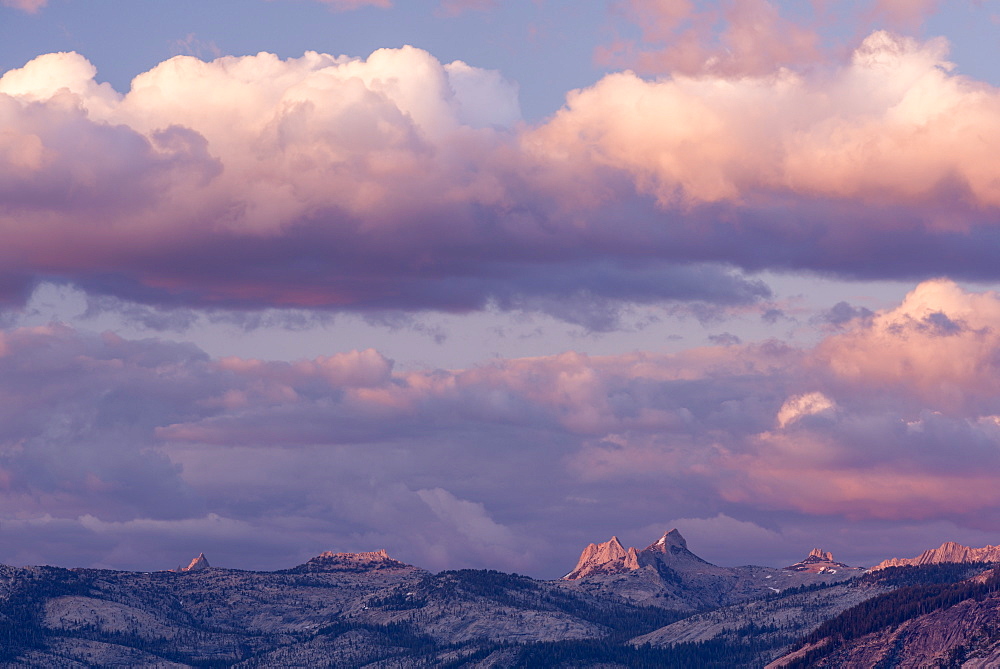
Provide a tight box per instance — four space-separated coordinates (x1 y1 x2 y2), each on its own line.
172 552 211 572
563 529 716 582
783 548 864 574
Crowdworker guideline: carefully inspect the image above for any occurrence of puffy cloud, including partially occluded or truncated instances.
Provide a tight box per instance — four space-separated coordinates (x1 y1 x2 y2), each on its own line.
1 37 1000 325
0 48 768 327
812 279 1000 411
535 31 1000 209
776 391 835 428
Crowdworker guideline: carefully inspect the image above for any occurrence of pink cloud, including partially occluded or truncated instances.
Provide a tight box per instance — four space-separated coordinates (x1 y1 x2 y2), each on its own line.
602 0 822 77
811 279 1000 413
535 31 1000 209
1 0 46 13
868 0 942 30
604 0 949 76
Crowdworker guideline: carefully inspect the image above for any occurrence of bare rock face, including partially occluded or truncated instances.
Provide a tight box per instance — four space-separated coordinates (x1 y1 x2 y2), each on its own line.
871 541 1000 571
639 529 718 571
176 552 210 572
562 536 640 579
810 548 833 561
289 548 412 573
644 528 689 553
783 548 862 574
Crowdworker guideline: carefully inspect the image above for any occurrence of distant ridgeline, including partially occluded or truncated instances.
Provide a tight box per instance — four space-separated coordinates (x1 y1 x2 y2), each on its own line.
1 533 1000 667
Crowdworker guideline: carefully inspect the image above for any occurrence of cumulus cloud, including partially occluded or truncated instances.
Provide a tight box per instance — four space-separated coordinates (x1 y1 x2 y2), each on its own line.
0 47 773 327
535 30 1000 209
776 391 835 428
1 37 999 325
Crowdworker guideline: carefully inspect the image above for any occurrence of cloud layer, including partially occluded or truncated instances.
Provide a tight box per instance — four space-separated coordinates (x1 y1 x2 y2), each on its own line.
0 33 998 327
2 280 1000 573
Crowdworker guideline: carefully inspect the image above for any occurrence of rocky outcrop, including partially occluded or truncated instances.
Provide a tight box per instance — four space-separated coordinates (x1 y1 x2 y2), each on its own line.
562 536 640 579
871 541 1000 571
810 548 832 561
176 552 210 572
783 548 862 574
289 548 412 573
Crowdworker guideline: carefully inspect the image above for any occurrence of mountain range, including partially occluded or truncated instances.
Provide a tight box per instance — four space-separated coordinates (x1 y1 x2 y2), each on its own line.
1 530 999 667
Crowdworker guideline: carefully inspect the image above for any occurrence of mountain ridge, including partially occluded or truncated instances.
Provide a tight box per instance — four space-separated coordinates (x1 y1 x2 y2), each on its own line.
2 532 1000 667
871 540 1000 571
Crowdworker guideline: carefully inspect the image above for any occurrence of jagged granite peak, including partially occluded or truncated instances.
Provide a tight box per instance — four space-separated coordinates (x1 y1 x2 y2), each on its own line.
562 536 640 580
809 548 833 561
176 552 210 572
871 540 1000 571
563 528 721 582
784 548 862 574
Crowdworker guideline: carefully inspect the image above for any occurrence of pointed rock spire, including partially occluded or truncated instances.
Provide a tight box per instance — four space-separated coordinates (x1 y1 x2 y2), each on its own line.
178 553 210 572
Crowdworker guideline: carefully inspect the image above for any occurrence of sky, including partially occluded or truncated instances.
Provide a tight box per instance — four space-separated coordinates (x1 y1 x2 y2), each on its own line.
1 0 1000 578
